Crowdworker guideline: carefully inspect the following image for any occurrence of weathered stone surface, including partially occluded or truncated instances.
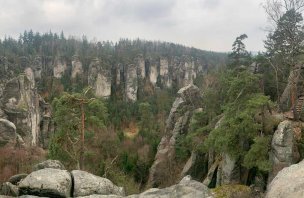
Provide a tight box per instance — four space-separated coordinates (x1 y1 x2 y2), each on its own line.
0 119 16 146
8 173 28 185
203 158 220 187
159 57 171 88
125 64 138 102
1 75 41 146
32 56 42 80
19 168 72 198
0 182 18 197
148 84 202 187
33 160 65 171
149 63 158 85
71 55 83 79
72 170 125 197
217 153 240 186
135 55 145 79
88 58 111 98
266 160 304 198
180 151 208 180
24 67 35 87
268 120 299 182
77 195 122 198
129 176 213 198
53 58 67 79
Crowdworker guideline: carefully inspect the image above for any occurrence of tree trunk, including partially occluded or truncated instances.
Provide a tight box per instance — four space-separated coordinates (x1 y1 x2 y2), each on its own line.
80 102 85 170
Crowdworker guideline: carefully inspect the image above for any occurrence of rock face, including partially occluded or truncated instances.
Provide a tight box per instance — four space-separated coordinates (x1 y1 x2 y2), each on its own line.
0 118 17 146
72 170 125 197
268 120 299 182
216 153 240 186
33 160 65 171
266 160 304 198
19 168 72 198
0 74 52 147
125 64 138 102
88 58 111 98
127 176 213 198
74 176 213 198
180 151 208 181
148 84 202 187
1 75 40 146
53 58 67 79
71 55 83 79
0 182 19 197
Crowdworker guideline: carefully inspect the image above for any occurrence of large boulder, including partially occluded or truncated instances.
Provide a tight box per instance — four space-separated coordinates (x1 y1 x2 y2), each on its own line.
0 118 16 146
19 168 72 198
266 160 304 198
128 176 213 198
33 160 65 171
72 170 125 197
268 120 299 182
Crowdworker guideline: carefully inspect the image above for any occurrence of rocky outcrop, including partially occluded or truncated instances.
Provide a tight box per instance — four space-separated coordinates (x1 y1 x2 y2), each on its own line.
127 176 213 198
72 170 125 197
53 57 67 79
266 159 304 198
135 55 145 79
125 64 138 102
216 154 240 186
159 57 171 87
148 84 202 187
180 152 208 181
8 174 28 185
19 168 72 198
0 182 19 197
0 75 52 147
0 119 17 146
268 120 300 182
88 58 111 98
1 160 213 198
1 75 40 146
33 160 65 171
71 55 83 79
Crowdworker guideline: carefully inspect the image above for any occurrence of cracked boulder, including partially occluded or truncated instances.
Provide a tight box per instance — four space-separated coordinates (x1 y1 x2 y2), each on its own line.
19 168 72 198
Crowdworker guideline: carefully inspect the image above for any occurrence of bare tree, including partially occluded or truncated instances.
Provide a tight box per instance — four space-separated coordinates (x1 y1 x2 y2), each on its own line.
263 0 304 115
263 0 304 25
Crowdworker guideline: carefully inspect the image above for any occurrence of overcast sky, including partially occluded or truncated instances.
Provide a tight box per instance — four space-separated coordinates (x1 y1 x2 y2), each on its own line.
0 0 268 52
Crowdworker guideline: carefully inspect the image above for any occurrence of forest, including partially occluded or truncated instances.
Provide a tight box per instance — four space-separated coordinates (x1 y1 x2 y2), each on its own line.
1 0 304 198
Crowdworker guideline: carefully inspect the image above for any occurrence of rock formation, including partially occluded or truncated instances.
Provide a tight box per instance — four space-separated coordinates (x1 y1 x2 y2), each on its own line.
0 160 213 198
88 58 111 98
71 55 83 79
1 75 40 146
0 75 52 147
268 120 300 183
72 170 125 197
125 64 138 102
266 159 304 198
147 84 202 187
0 119 17 146
53 57 67 79
19 168 72 198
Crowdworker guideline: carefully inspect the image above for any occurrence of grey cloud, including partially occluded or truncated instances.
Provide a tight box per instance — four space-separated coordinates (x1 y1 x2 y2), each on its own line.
0 0 267 51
